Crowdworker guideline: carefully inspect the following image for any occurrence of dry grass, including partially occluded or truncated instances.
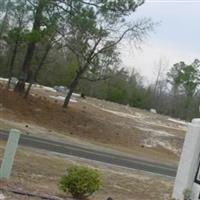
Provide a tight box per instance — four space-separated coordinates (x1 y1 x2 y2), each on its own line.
0 87 185 165
0 142 174 200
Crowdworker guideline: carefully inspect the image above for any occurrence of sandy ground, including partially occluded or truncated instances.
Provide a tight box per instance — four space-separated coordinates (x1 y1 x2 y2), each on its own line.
0 80 183 199
0 82 187 166
0 141 174 200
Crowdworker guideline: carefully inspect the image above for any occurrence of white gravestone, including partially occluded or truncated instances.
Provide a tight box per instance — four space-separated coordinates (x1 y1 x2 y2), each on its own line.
173 119 200 200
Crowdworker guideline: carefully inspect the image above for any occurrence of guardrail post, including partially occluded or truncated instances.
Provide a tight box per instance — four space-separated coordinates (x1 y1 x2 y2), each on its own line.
0 129 21 179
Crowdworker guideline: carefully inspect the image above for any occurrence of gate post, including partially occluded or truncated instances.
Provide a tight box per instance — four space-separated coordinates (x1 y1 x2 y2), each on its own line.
0 129 21 179
173 119 200 200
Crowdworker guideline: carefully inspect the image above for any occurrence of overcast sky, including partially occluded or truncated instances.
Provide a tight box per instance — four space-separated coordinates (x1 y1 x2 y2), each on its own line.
121 0 200 84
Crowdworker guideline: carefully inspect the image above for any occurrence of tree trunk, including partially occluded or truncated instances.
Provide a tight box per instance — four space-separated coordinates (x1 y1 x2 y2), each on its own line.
185 95 192 120
7 39 19 89
24 44 51 98
63 74 80 108
15 0 45 93
15 42 36 93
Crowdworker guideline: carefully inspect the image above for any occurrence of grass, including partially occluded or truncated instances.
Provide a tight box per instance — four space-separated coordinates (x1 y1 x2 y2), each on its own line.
0 142 174 200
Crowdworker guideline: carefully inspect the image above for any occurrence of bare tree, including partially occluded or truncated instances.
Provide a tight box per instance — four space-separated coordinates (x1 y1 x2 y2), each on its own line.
60 17 153 108
152 58 169 109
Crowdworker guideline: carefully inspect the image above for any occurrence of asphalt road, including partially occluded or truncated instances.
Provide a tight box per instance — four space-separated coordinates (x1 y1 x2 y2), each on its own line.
0 130 177 177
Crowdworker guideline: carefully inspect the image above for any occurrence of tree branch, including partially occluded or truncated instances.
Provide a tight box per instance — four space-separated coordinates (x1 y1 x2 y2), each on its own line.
91 19 153 59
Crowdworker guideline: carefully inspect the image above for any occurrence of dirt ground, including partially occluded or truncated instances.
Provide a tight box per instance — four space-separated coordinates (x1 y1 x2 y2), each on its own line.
0 81 186 199
0 84 187 166
0 141 174 200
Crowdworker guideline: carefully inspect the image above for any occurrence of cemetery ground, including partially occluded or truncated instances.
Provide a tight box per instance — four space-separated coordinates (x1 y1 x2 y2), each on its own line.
0 80 187 199
0 140 173 200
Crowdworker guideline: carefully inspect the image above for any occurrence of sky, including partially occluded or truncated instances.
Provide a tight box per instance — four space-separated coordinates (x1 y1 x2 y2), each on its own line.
121 0 200 84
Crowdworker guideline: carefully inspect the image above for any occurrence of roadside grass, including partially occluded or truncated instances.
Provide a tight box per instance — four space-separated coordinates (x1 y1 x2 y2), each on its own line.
0 142 174 200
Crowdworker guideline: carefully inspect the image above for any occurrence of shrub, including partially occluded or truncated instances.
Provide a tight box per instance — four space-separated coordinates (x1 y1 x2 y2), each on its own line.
59 166 101 199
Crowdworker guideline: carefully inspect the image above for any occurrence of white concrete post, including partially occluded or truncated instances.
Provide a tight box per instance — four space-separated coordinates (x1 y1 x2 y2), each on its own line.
173 119 200 200
0 129 21 179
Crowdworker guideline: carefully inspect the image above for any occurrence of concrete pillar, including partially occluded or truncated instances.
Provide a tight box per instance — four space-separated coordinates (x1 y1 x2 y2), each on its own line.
0 129 21 179
173 119 200 200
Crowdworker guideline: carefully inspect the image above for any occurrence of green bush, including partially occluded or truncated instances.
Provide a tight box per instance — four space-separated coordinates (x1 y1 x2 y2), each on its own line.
59 166 101 199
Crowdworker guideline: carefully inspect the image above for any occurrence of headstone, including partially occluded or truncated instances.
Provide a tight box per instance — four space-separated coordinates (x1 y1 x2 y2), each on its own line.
173 119 200 199
0 129 21 179
10 77 18 86
54 86 68 94
150 108 157 114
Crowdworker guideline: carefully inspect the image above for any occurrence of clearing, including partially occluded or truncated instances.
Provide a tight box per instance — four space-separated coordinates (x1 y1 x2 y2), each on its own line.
0 81 186 166
0 80 187 199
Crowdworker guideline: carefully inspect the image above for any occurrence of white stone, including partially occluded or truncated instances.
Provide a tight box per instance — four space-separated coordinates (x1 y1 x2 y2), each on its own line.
54 86 68 93
10 77 18 85
150 108 157 114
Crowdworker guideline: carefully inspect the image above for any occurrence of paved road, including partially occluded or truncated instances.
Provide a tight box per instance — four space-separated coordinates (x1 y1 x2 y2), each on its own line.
0 130 177 177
